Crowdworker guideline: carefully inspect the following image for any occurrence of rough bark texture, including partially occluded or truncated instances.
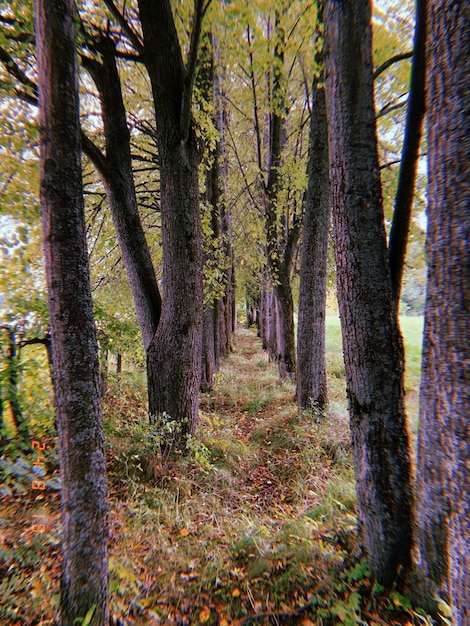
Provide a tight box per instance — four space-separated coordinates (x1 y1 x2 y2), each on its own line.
35 0 109 623
324 0 414 585
138 0 203 445
297 69 330 410
416 2 469 621
82 40 161 352
388 0 426 305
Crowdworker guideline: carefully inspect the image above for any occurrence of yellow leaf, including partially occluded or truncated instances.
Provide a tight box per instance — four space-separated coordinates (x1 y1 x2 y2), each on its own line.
199 608 211 622
220 620 229 626
232 588 241 597
180 528 190 537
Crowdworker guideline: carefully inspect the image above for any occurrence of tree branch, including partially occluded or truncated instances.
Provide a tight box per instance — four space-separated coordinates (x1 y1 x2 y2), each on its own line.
376 100 407 119
0 45 38 97
373 50 413 80
80 129 112 181
180 0 206 142
101 0 143 53
247 25 264 177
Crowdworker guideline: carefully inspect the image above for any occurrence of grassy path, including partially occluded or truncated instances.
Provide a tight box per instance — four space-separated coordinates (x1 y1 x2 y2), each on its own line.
1 325 424 625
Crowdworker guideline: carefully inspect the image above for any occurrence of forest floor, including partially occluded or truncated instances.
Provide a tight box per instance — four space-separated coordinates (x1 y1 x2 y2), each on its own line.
1 320 430 625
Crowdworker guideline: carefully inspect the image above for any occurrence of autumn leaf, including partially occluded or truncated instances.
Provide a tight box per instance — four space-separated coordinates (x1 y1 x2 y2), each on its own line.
199 607 211 622
232 588 241 597
180 528 190 537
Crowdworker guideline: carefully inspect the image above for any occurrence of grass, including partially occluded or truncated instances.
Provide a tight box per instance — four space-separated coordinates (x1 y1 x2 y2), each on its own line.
1 320 429 626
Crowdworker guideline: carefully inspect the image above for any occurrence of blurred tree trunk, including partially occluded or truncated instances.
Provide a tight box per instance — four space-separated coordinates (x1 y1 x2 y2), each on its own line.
36 0 109 622
415 1 469 621
324 0 413 586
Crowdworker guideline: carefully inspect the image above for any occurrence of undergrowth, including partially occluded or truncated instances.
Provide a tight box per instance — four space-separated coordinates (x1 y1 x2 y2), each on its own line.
1 324 435 625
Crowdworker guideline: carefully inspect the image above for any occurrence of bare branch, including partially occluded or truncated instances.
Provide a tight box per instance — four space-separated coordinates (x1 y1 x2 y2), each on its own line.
373 51 413 80
0 45 38 96
101 0 143 54
247 25 264 177
376 100 407 119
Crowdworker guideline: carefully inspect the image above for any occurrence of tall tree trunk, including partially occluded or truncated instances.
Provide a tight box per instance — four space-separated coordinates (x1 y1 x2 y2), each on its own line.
415 2 469 621
35 0 109 623
324 0 414 585
297 61 330 410
138 0 204 448
262 11 298 379
388 0 426 305
213 34 234 358
82 39 161 352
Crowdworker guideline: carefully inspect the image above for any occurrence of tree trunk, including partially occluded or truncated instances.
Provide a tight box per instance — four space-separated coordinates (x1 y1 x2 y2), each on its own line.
263 10 298 380
201 304 216 393
415 2 469 621
35 0 109 623
260 279 269 350
388 0 426 305
82 39 161 352
275 277 296 379
138 0 204 448
297 64 330 410
266 288 278 363
324 0 414 586
1 326 28 437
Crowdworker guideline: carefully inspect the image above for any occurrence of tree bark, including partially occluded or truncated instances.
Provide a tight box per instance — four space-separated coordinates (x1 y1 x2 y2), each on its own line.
35 0 109 623
388 0 427 305
82 39 161 352
415 2 469 621
138 0 204 448
297 64 330 410
324 0 414 585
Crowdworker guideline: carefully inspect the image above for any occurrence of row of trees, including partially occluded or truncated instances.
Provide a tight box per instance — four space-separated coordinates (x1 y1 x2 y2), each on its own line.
1 0 467 624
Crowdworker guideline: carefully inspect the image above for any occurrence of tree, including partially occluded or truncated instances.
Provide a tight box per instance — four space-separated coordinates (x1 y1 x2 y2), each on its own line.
263 8 301 380
415 1 469 621
35 0 109 622
226 2 309 379
388 0 426 304
138 0 205 447
296 3 330 410
80 35 162 353
324 0 414 585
